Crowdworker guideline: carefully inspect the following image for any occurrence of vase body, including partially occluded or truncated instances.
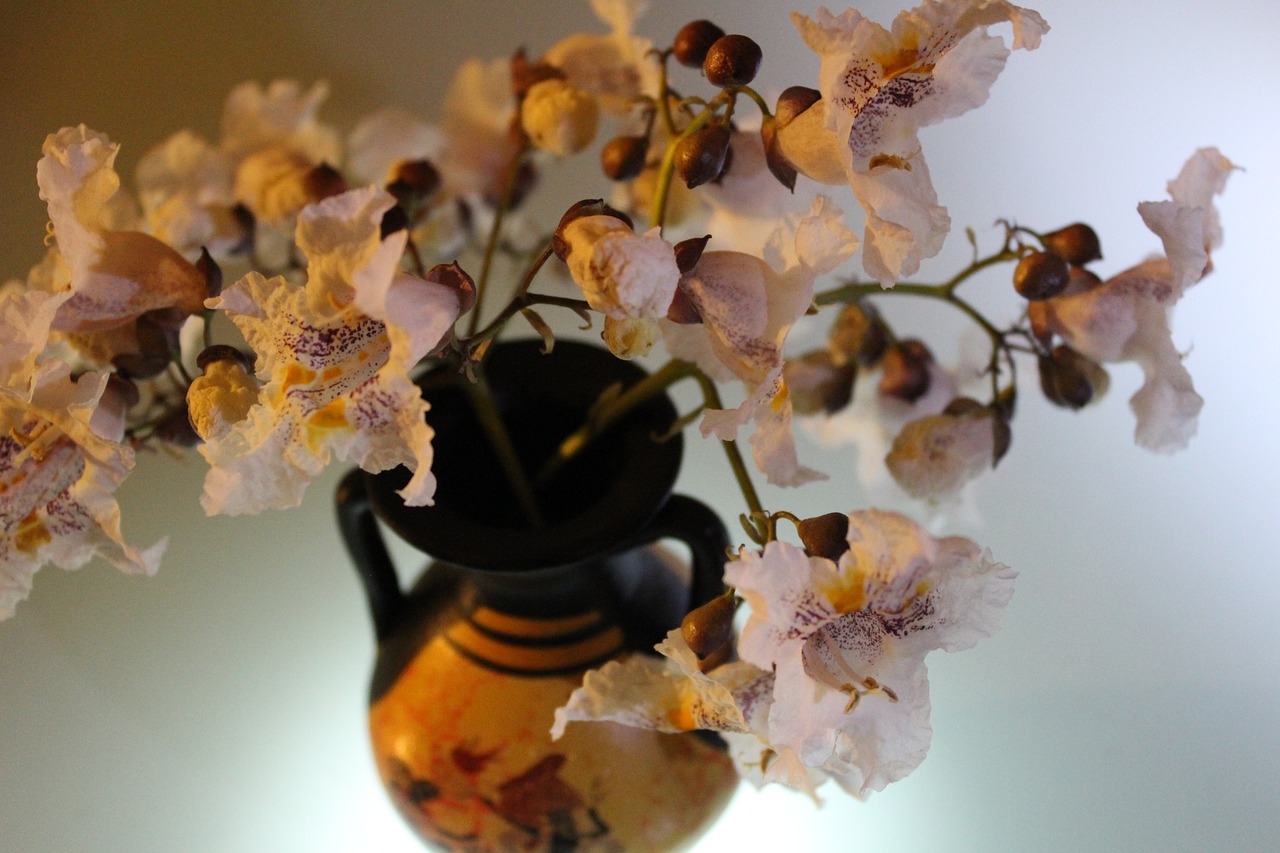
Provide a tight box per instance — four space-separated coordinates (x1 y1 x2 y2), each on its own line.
337 340 738 852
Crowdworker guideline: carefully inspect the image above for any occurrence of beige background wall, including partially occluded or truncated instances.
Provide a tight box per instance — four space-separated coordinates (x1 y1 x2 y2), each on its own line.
1 1 1278 850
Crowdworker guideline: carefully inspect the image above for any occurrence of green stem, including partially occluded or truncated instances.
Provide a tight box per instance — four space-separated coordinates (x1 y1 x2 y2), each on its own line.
536 359 695 483
460 367 546 528
467 144 528 337
735 84 772 118
694 373 765 522
465 245 557 352
651 102 719 232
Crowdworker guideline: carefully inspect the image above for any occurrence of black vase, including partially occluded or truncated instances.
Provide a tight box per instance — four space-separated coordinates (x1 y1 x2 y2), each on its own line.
336 340 738 852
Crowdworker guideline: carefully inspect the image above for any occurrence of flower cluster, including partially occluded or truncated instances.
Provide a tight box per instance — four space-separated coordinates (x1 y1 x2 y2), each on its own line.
0 0 1235 802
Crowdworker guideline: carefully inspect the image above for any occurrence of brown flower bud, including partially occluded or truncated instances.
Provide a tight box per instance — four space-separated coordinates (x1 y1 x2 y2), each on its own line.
673 20 726 68
388 158 442 205
666 287 701 324
425 262 478 317
1013 251 1071 301
879 339 933 403
673 234 711 273
704 34 763 87
1042 222 1103 266
797 512 850 561
675 123 731 188
196 247 222 300
784 350 856 415
196 344 254 373
551 199 633 261
303 162 348 204
600 135 649 181
379 204 410 238
681 593 736 660
828 301 888 367
511 47 566 99
1039 345 1109 410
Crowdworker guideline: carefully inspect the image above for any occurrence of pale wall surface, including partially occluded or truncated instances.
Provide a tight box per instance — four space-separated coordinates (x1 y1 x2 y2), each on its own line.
1 1 1278 851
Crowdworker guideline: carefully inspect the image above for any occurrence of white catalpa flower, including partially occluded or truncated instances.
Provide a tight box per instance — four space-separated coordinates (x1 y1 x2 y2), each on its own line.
787 1 1047 286
36 126 208 364
1034 148 1235 452
220 80 342 223
197 187 465 515
884 408 999 501
0 289 164 619
544 0 655 115
726 510 1015 797
135 129 239 259
665 196 858 486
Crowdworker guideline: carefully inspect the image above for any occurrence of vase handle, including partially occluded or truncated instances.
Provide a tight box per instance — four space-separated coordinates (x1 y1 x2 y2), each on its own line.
335 469 404 644
634 493 730 612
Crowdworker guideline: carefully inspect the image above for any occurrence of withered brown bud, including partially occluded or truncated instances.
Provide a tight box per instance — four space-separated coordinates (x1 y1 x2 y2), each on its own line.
673 20 726 68
704 34 763 87
1042 222 1103 266
1039 345 1108 410
784 351 856 415
551 199 633 261
511 47 566 99
1013 251 1071 301
673 234 711 273
797 512 850 561
600 135 649 181
675 123 731 188
879 339 933 403
196 344 254 373
379 204 410 238
681 593 736 659
425 262 478 316
196 247 222 300
666 287 702 324
759 118 795 192
303 162 348 203
828 301 888 367
388 158 442 204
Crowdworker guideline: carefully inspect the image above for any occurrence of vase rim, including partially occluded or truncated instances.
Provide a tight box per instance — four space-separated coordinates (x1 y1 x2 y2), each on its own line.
365 339 683 572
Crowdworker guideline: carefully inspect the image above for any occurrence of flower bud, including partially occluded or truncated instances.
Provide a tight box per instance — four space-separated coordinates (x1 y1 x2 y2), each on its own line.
1039 345 1109 410
303 162 349 204
1013 251 1070 301
827 301 887 366
673 20 726 68
600 135 649 181
704 34 762 88
387 158 442 208
879 339 933 403
681 593 736 660
784 350 855 415
1042 222 1102 266
552 199 633 261
675 124 731 188
797 512 849 561
425 262 478 317
520 79 600 157
196 247 222 300
187 355 259 441
673 234 711 273
511 47 565 99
